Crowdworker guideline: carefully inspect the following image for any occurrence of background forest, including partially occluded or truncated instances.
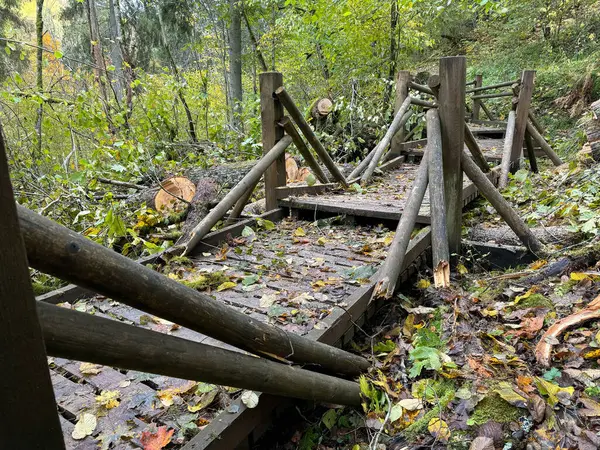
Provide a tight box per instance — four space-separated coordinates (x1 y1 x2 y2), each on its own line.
1 0 599 271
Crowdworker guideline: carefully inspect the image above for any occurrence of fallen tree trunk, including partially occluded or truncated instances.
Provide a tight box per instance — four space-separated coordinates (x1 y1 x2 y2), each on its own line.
38 302 361 406
468 225 580 247
178 179 219 243
18 202 370 377
374 150 429 298
461 151 544 254
96 177 145 190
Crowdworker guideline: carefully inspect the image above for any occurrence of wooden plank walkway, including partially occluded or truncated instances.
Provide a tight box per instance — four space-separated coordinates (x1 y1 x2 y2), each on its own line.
40 160 498 449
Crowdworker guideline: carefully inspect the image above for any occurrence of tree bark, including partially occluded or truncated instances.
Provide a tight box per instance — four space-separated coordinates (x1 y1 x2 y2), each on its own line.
18 203 370 377
108 0 124 104
461 150 543 254
35 0 43 162
382 0 398 107
499 110 517 188
243 9 268 71
38 302 361 406
374 151 429 298
229 0 243 133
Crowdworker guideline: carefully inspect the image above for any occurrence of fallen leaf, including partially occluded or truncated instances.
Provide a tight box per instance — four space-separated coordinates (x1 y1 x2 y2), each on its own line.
216 281 237 292
534 377 574 406
259 294 277 308
467 357 493 378
428 418 450 442
530 260 547 270
140 426 174 450
188 389 218 412
514 315 545 338
79 362 102 376
294 227 306 237
389 404 403 422
494 382 527 408
580 397 600 416
241 390 259 408
416 279 431 289
72 413 97 440
96 390 120 409
398 398 423 411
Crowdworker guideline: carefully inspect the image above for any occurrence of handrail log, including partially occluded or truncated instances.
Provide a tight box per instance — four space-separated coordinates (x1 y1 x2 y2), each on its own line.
360 96 412 185
38 302 361 406
410 97 438 108
274 87 348 187
184 135 292 253
466 79 520 94
409 81 434 96
464 123 491 173
471 91 513 100
18 204 370 377
526 121 563 166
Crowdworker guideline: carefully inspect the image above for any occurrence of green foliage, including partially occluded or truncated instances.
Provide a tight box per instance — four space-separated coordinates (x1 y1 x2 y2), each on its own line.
467 395 523 426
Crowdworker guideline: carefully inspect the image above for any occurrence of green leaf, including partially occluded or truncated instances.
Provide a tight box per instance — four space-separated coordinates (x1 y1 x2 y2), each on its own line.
542 367 562 381
54 50 64 59
242 274 259 286
242 226 255 237
322 409 337 430
373 340 396 353
389 404 403 422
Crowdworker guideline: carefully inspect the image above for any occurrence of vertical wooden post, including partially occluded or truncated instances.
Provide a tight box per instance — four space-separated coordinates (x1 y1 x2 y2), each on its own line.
509 70 535 173
472 74 482 120
389 70 411 156
0 123 65 449
260 72 285 210
438 56 466 256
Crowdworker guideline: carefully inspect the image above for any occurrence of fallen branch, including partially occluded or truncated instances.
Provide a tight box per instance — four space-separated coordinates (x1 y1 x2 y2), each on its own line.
96 177 146 190
535 294 600 367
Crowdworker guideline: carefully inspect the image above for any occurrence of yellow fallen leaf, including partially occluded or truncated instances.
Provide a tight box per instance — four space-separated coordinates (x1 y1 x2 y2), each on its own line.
584 348 600 360
416 279 431 289
216 281 237 291
428 418 450 442
294 227 306 237
571 272 589 281
457 264 468 275
317 237 327 246
534 377 574 406
96 390 120 409
72 413 96 440
514 287 537 304
530 259 547 270
187 388 218 412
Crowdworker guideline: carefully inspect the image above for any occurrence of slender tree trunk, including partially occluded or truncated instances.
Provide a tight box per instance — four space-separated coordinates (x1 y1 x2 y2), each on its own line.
229 0 243 135
108 0 124 104
383 0 398 107
156 6 198 144
243 9 268 71
35 0 43 162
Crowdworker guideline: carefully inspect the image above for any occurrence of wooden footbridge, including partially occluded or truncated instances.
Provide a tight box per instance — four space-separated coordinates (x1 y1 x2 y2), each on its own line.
0 57 563 449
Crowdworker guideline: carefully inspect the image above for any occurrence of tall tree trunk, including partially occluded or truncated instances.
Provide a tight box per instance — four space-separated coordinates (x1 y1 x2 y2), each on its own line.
35 0 43 162
86 0 108 102
229 0 243 135
243 9 268 72
156 6 198 144
383 0 398 107
108 0 124 104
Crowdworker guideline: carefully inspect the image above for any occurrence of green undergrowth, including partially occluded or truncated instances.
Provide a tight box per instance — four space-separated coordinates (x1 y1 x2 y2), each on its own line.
468 395 523 426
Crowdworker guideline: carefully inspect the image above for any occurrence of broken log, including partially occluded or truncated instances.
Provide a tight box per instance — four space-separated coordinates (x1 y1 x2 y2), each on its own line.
275 87 347 187
374 150 429 298
427 110 450 288
361 96 412 185
177 179 219 243
535 294 600 367
526 121 563 166
464 123 490 173
38 302 361 406
468 225 580 247
461 150 544 254
154 176 195 214
279 116 329 184
18 204 369 377
184 135 293 254
499 110 517 188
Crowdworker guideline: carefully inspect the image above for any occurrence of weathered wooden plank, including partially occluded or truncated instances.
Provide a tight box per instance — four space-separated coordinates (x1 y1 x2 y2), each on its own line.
509 70 535 172
0 122 65 449
438 56 466 255
276 183 337 199
260 72 286 210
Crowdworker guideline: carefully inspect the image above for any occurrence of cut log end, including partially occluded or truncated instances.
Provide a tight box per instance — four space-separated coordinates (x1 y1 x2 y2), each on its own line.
154 177 196 214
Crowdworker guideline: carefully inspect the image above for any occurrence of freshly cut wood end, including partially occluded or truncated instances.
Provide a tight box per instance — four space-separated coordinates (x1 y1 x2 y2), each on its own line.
316 98 333 116
154 177 196 215
433 260 450 288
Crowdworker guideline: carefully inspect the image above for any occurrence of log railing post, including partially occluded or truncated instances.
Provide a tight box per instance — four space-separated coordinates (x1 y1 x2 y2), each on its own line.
438 56 466 256
260 72 285 210
389 70 412 157
508 70 535 173
472 74 482 120
0 123 65 449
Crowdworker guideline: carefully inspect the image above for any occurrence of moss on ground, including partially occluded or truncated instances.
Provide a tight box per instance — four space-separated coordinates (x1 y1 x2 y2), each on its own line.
468 394 523 426
516 293 554 309
180 271 230 291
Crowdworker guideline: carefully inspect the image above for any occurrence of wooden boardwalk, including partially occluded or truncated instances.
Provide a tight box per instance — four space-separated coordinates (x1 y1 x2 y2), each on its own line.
40 153 499 449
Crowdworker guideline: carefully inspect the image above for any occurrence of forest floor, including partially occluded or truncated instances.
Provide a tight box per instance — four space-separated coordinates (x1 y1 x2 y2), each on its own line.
255 156 600 450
